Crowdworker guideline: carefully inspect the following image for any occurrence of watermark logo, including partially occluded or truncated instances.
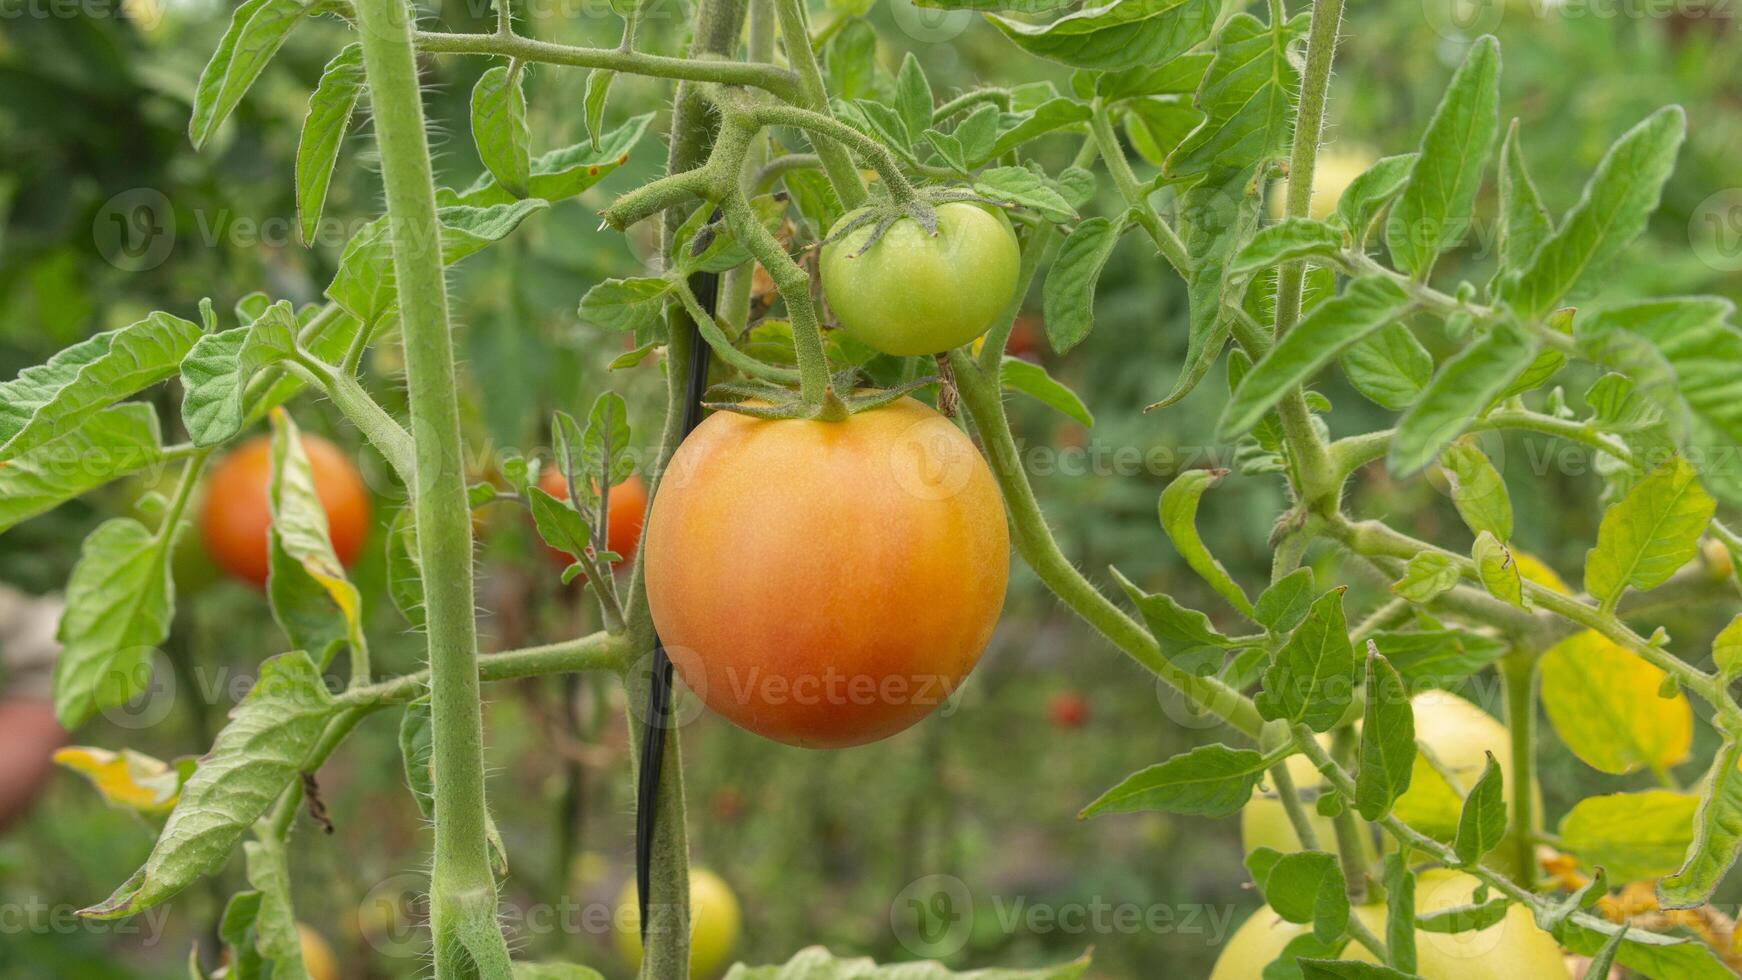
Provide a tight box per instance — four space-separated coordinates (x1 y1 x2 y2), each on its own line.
94 188 174 272
1691 188 1742 273
891 874 974 958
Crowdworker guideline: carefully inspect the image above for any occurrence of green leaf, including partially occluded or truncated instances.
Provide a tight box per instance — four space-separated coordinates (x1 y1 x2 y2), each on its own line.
1384 36 1500 278
1111 569 1231 675
1391 552 1459 604
1506 106 1685 316
1471 531 1524 608
1165 11 1308 181
1494 119 1552 277
399 696 436 817
988 0 1216 72
1080 743 1271 818
241 834 304 976
188 0 308 149
82 652 337 919
578 277 672 334
1660 738 1742 909
895 53 934 144
218 891 268 979
266 411 362 669
1340 323 1433 411
1255 588 1355 732
1355 652 1415 821
1367 630 1508 692
1382 854 1416 974
999 357 1093 427
1096 52 1213 102
824 20 877 101
1388 320 1537 476
1334 153 1417 244
1219 276 1412 439
385 507 425 629
583 70 614 152
978 98 1093 165
51 518 174 728
1553 917 1736 979
1584 456 1714 609
1122 98 1202 168
471 64 532 198
579 392 635 510
1042 216 1122 354
1297 963 1413 980
1451 753 1506 866
1439 438 1511 541
180 301 301 447
0 405 168 534
1255 567 1315 633
1248 849 1348 942
1152 165 1263 409
1714 614 1742 680
450 113 654 208
973 167 1075 223
0 331 116 448
1228 219 1344 278
528 486 594 566
1558 790 1698 882
296 43 365 246
0 311 202 463
1157 469 1252 616
1416 899 1510 934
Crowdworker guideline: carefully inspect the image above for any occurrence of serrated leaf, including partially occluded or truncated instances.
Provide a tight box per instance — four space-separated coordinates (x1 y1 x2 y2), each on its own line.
583 69 614 152
471 64 532 198
1355 652 1415 821
1384 36 1500 278
1540 630 1691 776
0 311 202 463
1080 743 1271 818
1165 11 1308 181
1558 790 1698 882
0 405 168 534
1506 106 1686 316
977 98 1093 166
385 507 424 629
1366 629 1507 692
296 43 365 245
1714 614 1742 679
988 0 1216 72
1255 588 1355 732
1228 219 1344 278
1340 323 1433 411
188 0 308 149
999 357 1093 427
180 301 301 446
1660 738 1742 909
895 53 934 144
82 652 336 919
1095 52 1213 102
51 518 174 728
1451 752 1505 866
1382 854 1416 973
1042 216 1121 354
1152 165 1263 409
1335 153 1417 244
1255 568 1315 633
1111 569 1231 674
1388 320 1536 476
1220 276 1412 439
973 167 1075 222
450 113 653 208
1584 456 1714 608
1248 848 1348 942
578 277 672 333
1157 469 1251 616
1494 119 1552 277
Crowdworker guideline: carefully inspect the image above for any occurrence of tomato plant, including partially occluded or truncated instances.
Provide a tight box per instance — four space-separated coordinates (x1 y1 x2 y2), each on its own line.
6 0 1742 974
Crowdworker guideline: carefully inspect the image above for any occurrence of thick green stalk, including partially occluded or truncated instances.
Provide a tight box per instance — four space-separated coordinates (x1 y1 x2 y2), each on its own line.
1269 0 1345 513
353 0 505 974
1087 106 1189 275
414 31 798 98
950 351 1264 737
771 0 866 208
1500 650 1539 887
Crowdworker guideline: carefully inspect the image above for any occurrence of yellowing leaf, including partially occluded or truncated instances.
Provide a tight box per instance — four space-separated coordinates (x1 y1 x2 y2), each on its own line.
53 746 189 814
1512 551 1571 594
1540 630 1692 775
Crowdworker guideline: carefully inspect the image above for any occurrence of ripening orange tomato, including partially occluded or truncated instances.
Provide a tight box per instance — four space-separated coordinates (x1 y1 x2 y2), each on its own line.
536 468 648 568
644 397 1009 748
199 434 370 587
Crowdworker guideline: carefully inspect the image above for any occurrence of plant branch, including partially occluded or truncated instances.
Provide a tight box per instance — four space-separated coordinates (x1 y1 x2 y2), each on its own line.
770 0 867 208
414 30 799 99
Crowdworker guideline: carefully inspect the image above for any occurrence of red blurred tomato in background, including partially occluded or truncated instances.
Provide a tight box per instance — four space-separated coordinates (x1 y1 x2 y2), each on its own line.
199 434 371 587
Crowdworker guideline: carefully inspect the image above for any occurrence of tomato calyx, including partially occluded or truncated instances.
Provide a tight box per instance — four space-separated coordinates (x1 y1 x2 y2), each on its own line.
824 185 1004 257
700 372 940 422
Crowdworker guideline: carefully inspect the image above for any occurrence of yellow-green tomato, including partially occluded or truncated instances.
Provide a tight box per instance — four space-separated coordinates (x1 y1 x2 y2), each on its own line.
1240 737 1342 858
819 202 1020 356
1210 870 1568 979
615 868 742 979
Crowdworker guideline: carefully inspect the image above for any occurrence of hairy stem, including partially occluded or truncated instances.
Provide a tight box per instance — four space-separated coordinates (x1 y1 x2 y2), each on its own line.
771 0 867 208
415 30 798 98
354 0 506 972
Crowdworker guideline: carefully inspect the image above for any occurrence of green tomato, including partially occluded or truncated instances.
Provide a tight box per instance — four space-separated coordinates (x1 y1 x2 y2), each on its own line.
1211 870 1569 979
819 202 1020 356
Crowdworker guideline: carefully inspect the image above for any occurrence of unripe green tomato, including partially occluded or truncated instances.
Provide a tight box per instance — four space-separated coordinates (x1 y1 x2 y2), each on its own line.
614 868 742 980
819 202 1020 356
1210 869 1568 979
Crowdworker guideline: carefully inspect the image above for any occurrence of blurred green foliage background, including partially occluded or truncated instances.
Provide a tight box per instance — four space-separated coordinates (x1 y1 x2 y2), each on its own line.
2 0 1741 976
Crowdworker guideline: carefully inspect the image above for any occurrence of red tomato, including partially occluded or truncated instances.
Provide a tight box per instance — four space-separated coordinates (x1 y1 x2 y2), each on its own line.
537 468 648 569
1048 691 1089 729
199 434 371 588
644 397 1009 748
